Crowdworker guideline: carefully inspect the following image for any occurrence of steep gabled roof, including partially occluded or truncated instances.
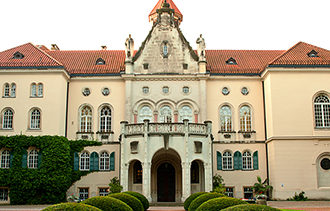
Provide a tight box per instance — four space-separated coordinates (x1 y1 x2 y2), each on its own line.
149 0 183 23
0 43 63 68
269 42 330 67
206 50 284 75
46 50 125 75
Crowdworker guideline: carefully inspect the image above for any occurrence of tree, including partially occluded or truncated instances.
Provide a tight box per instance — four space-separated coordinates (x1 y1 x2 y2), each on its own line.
212 174 226 194
108 177 123 193
253 176 272 196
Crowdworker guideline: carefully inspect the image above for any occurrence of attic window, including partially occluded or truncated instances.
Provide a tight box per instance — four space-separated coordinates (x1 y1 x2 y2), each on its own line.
13 52 24 59
226 57 237 65
307 50 319 57
96 58 106 65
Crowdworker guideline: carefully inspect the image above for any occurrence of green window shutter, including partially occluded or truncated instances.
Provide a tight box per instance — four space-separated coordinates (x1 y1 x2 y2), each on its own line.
38 151 42 168
10 151 14 168
253 151 259 170
74 152 79 171
217 151 222 170
21 149 27 168
90 152 99 171
110 152 115 171
234 151 242 170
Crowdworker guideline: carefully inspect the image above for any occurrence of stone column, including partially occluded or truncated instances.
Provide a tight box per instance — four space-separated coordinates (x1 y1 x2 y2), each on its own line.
120 121 129 191
121 163 129 191
125 79 132 122
181 162 191 201
199 79 207 122
204 162 212 192
142 162 152 202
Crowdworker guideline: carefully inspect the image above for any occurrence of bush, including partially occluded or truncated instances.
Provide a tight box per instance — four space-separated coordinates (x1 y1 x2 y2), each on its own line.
188 192 226 211
109 177 123 193
42 202 101 211
108 193 144 211
196 197 247 211
184 192 207 210
287 191 308 201
221 204 280 211
124 191 149 210
82 196 132 211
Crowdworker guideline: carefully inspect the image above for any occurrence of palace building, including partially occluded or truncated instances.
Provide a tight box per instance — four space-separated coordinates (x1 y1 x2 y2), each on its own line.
0 0 330 203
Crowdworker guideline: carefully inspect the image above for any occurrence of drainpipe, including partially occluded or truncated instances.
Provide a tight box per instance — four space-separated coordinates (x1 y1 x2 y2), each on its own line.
65 81 70 138
262 81 270 185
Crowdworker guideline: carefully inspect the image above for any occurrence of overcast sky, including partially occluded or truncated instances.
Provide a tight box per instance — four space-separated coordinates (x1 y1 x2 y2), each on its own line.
0 0 329 52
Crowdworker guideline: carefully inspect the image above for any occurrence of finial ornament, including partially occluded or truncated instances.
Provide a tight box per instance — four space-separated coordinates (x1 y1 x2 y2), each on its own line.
125 34 134 61
196 34 206 61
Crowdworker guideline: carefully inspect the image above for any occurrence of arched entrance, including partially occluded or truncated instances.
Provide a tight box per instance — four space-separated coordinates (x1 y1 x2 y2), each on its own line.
151 148 182 202
157 162 175 202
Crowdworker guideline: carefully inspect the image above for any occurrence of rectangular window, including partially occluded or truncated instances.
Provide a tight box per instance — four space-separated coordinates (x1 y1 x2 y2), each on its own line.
243 187 253 199
99 188 109 196
79 188 89 201
225 187 234 197
0 188 9 201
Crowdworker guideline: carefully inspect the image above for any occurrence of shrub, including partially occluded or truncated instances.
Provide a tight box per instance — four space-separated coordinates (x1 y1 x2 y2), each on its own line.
287 191 308 201
212 174 225 193
184 192 206 210
42 202 101 211
124 191 149 210
108 193 144 211
222 204 280 211
188 192 226 211
109 177 123 193
196 197 247 211
82 196 132 211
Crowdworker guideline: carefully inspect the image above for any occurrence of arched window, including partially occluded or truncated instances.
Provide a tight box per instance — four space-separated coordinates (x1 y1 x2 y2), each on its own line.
133 161 142 184
100 106 111 132
30 109 41 129
242 151 252 170
28 150 38 169
37 83 43 97
179 105 193 122
80 106 92 132
223 151 233 170
80 152 90 171
10 83 16 97
99 151 110 171
2 109 13 129
1 150 10 169
159 106 173 123
191 160 199 183
31 83 37 97
240 106 251 132
138 106 153 123
220 106 232 131
314 95 330 128
3 83 10 97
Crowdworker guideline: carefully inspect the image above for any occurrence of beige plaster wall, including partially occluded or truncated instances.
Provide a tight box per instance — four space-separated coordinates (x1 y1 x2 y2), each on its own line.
66 78 125 141
207 77 265 141
0 71 68 136
267 139 330 199
213 143 267 198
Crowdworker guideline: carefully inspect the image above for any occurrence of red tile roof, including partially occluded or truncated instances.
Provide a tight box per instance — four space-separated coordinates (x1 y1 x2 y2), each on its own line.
206 50 284 74
269 42 330 66
149 0 183 22
0 43 63 68
46 50 125 75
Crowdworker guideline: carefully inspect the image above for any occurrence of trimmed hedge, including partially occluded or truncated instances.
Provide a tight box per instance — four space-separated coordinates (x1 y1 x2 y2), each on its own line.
42 202 101 211
188 192 226 211
82 196 132 211
221 204 281 211
124 191 149 210
108 193 144 211
184 192 207 210
196 197 247 211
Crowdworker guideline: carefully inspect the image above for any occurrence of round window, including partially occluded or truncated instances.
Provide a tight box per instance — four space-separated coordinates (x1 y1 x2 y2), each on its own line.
142 86 149 94
320 158 330 170
162 86 169 94
222 87 230 95
183 86 189 94
241 87 249 95
82 88 90 96
102 88 110 96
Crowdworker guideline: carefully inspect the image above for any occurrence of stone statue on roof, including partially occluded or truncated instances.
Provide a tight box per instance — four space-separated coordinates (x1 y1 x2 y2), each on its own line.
125 34 134 61
196 34 206 61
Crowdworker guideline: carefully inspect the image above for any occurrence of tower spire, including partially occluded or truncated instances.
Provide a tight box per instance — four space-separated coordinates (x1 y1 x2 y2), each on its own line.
149 0 183 24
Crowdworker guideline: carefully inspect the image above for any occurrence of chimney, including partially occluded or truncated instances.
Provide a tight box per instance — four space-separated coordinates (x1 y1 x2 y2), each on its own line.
101 46 107 50
51 44 60 51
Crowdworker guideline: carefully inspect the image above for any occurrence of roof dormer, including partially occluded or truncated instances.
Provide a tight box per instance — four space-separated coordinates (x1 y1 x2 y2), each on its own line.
96 58 106 65
13 51 24 59
226 57 237 65
307 50 319 57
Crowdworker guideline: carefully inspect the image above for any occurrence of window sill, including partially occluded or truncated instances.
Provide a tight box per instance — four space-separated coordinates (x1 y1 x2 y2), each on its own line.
30 96 43 98
0 128 14 131
242 169 254 171
238 130 256 133
96 131 114 134
314 127 330 130
222 169 234 171
218 130 236 133
76 132 94 134
2 96 15 98
26 129 41 132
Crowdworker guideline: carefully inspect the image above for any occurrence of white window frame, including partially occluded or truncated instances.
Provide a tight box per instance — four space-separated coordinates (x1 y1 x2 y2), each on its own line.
10 83 16 97
240 106 252 132
79 188 89 201
220 106 232 132
222 151 233 170
179 105 193 122
314 95 330 128
159 105 173 123
242 151 252 170
99 187 109 196
3 83 10 97
80 106 92 132
37 83 43 97
138 105 153 123
100 106 111 132
1 150 10 169
31 83 37 97
99 151 110 171
80 152 90 171
2 109 13 129
28 150 38 169
30 109 41 129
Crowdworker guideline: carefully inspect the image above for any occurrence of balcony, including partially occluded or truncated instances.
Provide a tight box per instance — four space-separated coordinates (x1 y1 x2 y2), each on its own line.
121 120 212 137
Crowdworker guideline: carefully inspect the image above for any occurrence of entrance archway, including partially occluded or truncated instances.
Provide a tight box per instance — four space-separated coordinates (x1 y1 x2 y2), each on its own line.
151 148 182 202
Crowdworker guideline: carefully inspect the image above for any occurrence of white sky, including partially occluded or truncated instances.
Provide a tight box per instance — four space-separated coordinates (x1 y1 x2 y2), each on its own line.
0 0 329 52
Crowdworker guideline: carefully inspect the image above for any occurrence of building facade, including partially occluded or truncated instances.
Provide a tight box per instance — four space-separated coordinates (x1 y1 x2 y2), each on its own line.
0 0 329 203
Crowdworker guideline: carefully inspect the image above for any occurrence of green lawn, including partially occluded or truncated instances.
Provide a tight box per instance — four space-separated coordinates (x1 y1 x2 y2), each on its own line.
281 209 304 211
